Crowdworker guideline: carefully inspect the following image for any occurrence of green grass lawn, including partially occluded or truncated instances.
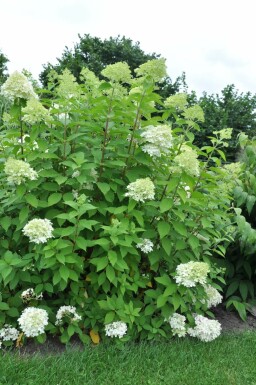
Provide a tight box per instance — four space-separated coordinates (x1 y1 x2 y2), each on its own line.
1 332 256 385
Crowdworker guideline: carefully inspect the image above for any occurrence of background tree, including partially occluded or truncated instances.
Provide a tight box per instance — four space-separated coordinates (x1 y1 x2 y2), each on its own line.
39 34 186 96
195 85 256 161
0 49 9 84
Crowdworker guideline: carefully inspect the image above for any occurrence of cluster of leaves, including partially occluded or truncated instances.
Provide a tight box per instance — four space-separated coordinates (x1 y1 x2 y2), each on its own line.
223 136 256 320
194 85 256 162
0 62 233 346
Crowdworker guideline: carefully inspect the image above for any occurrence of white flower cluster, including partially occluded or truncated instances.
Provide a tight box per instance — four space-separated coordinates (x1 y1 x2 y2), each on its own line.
21 288 43 303
23 218 54 244
55 306 82 326
140 125 173 158
168 313 187 337
18 307 48 337
4 158 38 185
125 178 155 202
187 314 222 342
0 324 19 341
136 239 154 254
105 321 127 338
1 71 37 101
175 261 210 287
203 285 223 308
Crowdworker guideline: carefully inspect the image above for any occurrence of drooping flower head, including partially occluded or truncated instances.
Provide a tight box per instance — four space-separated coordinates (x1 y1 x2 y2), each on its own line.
1 71 37 101
18 307 48 337
4 158 38 185
140 124 173 158
187 314 222 342
174 261 210 287
203 285 223 308
125 178 155 202
55 306 82 326
23 218 54 244
167 313 187 337
105 321 127 338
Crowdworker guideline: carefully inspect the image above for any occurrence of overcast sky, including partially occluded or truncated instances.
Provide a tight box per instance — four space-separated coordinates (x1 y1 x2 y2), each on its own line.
1 0 255 96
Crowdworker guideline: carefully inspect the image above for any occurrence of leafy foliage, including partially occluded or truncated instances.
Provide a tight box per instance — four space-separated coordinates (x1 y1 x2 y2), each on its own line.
223 137 256 319
0 61 233 347
195 85 256 161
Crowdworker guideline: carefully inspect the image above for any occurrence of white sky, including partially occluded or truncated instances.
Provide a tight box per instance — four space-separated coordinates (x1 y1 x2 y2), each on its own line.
0 0 255 96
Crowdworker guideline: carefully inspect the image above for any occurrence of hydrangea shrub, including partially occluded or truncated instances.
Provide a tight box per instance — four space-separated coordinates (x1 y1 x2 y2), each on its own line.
0 62 233 348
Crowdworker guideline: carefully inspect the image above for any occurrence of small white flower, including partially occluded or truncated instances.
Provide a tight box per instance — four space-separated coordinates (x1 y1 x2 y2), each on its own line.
21 288 43 303
23 218 54 244
55 306 82 326
136 239 154 254
18 307 48 337
167 313 187 337
174 261 210 287
0 325 19 341
125 178 155 202
105 321 127 338
187 314 221 342
72 170 80 178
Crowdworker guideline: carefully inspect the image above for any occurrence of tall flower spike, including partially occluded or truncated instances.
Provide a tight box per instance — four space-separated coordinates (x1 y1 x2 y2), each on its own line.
1 71 37 101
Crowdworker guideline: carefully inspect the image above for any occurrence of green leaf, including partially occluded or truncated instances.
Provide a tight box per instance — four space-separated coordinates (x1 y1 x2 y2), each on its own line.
97 182 110 195
155 275 172 286
0 216 12 232
25 194 38 208
172 221 187 237
90 256 108 272
159 198 173 213
157 294 167 308
106 265 116 283
48 193 62 206
161 238 172 255
0 302 10 311
157 221 171 239
104 311 115 324
60 265 70 282
19 207 29 224
239 281 248 302
226 281 239 298
108 250 117 266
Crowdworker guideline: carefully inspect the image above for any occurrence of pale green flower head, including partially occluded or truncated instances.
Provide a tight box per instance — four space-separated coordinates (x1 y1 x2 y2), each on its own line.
101 62 132 84
22 98 53 125
125 177 155 202
175 261 210 287
164 93 188 111
173 144 200 177
56 69 81 99
4 158 38 185
135 58 167 82
183 105 204 122
1 71 37 101
80 67 101 96
213 127 233 140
